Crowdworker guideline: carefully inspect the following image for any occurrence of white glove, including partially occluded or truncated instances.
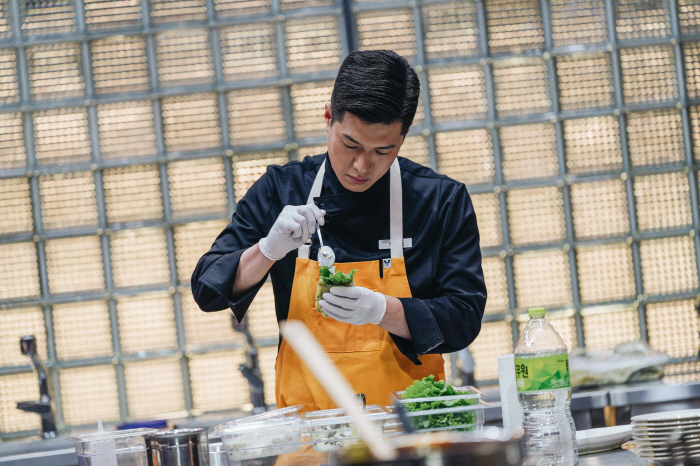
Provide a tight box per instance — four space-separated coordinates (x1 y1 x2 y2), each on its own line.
320 286 387 326
259 205 325 261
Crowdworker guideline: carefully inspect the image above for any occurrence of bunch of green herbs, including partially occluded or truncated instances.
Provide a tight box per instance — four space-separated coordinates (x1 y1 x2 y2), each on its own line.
400 375 478 431
319 266 358 286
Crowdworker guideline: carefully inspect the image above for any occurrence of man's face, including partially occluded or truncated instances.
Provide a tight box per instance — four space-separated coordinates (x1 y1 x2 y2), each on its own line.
325 102 405 193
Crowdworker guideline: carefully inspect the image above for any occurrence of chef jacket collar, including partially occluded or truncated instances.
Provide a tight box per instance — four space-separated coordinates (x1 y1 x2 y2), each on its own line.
314 153 391 216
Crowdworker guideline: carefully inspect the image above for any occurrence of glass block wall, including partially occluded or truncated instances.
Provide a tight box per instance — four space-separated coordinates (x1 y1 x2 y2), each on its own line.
1 0 700 438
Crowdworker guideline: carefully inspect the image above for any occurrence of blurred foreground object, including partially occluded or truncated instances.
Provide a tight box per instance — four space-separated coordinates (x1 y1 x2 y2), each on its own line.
16 335 56 439
336 427 523 466
570 340 671 387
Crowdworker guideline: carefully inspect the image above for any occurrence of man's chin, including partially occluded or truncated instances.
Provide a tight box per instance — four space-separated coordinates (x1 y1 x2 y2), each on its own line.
341 177 374 192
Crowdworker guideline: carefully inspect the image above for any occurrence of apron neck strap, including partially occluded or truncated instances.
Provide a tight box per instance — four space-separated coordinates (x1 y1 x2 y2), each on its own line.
388 158 403 259
306 159 326 206
299 158 404 259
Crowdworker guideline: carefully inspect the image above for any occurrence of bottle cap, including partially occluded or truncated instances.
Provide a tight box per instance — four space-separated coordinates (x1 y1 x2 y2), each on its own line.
528 307 546 317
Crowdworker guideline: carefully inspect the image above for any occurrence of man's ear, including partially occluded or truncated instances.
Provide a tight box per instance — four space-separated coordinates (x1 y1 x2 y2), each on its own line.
324 102 332 132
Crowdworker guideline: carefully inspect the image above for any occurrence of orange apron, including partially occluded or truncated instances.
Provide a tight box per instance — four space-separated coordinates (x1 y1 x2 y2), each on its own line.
275 158 445 412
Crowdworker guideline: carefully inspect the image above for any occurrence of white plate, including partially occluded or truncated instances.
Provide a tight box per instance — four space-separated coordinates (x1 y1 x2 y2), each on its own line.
634 436 700 445
635 432 700 438
632 410 700 423
633 423 700 433
633 439 700 448
633 419 700 427
633 416 700 423
577 425 632 455
634 428 700 436
637 449 700 457
638 449 700 455
638 453 700 461
634 424 700 431
633 424 700 433
632 429 700 439
637 450 700 458
637 444 700 452
632 430 700 441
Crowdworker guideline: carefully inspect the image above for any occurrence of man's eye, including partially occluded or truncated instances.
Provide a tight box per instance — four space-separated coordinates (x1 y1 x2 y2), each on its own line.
377 151 389 156
343 143 359 149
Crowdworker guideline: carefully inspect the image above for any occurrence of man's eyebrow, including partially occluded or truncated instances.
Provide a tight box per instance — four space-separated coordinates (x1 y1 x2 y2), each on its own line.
342 134 362 145
342 133 396 150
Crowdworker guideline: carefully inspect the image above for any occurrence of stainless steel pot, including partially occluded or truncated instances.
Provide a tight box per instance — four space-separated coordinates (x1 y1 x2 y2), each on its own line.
145 428 209 466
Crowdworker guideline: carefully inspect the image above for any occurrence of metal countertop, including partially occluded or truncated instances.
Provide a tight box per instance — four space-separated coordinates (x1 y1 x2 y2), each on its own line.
486 379 700 409
483 379 700 424
608 380 700 407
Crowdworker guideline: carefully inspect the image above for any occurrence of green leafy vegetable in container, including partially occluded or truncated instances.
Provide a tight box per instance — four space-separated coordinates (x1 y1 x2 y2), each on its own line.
401 375 479 431
311 424 360 451
314 267 358 317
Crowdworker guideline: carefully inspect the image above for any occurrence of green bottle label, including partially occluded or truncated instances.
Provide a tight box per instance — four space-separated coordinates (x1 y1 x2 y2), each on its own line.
514 353 570 392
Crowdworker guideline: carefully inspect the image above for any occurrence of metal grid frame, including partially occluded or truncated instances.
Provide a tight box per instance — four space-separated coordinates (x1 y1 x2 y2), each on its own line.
0 0 348 439
2 0 700 439
345 0 700 378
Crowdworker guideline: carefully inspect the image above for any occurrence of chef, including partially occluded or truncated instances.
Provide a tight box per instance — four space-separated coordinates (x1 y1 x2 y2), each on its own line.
192 50 486 411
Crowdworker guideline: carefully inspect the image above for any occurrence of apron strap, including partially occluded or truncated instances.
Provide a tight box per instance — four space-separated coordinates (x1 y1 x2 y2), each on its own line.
306 160 326 206
389 158 403 259
298 162 326 259
298 158 404 259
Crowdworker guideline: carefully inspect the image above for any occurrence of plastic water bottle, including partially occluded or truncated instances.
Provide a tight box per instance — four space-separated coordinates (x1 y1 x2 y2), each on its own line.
514 307 577 466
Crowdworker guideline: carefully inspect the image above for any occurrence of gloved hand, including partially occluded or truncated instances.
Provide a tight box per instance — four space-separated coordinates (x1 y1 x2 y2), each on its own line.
259 205 325 261
320 286 387 326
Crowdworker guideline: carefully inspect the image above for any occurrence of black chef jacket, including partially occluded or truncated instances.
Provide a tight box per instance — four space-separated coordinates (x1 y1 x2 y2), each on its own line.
191 153 486 364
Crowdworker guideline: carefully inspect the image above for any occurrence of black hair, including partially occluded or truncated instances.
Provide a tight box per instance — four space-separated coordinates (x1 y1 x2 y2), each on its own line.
330 50 419 135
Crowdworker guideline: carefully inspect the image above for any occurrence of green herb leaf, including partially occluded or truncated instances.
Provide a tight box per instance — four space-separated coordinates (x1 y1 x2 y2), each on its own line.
319 267 358 286
400 375 478 429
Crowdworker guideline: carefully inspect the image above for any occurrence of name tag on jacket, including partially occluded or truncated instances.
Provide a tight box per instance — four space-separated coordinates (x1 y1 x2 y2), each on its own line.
378 238 413 250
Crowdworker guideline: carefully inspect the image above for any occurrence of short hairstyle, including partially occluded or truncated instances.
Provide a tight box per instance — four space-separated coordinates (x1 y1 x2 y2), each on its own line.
330 50 419 135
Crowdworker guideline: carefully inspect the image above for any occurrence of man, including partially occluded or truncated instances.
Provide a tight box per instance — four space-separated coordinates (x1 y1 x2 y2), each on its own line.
192 50 486 411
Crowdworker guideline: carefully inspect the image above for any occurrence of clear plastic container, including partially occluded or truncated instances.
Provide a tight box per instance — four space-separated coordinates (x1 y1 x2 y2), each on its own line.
67 428 157 466
388 386 485 433
208 441 227 466
301 405 388 452
213 404 304 441
214 405 305 463
213 404 304 434
384 400 487 434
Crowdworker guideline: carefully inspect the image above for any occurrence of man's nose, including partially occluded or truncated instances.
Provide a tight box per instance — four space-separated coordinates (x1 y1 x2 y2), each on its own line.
353 152 371 174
